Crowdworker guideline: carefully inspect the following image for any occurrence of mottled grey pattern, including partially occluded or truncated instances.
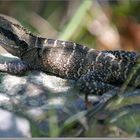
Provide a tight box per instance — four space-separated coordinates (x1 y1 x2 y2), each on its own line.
0 15 140 95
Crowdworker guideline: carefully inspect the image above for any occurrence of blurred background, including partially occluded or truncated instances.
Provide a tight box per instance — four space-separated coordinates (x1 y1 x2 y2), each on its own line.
1 0 140 137
0 0 140 52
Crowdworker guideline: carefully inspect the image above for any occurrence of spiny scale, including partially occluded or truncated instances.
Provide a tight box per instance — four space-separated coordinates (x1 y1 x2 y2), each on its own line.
0 15 140 95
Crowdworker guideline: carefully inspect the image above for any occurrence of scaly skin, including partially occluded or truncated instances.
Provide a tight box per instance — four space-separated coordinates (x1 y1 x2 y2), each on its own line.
0 15 140 95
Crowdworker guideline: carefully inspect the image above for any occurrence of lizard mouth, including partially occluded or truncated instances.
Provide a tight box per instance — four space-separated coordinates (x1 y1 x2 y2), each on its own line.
0 26 28 57
0 38 20 57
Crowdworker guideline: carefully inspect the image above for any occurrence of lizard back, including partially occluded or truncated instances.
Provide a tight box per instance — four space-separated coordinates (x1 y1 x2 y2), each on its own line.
40 38 140 85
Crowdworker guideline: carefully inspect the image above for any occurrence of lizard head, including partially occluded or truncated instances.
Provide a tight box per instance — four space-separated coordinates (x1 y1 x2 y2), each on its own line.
0 37 28 57
0 15 36 57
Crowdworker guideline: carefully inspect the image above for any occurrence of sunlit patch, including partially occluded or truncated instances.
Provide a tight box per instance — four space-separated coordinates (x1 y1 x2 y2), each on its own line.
0 94 10 103
0 109 12 130
26 108 45 121
1 53 19 58
40 73 71 93
48 97 65 106
3 75 26 95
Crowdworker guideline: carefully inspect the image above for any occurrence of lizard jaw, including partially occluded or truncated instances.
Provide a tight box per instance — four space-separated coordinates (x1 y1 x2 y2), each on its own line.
0 38 20 57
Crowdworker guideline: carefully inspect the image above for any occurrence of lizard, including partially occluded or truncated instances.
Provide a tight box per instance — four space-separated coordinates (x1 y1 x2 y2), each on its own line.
0 15 140 96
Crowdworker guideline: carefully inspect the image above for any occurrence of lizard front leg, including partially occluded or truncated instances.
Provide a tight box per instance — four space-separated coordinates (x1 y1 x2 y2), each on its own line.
0 60 30 75
76 69 118 104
